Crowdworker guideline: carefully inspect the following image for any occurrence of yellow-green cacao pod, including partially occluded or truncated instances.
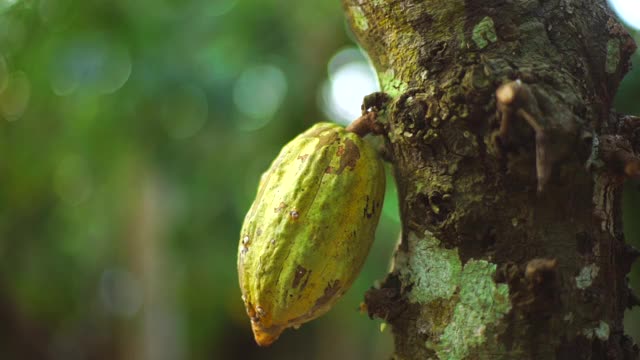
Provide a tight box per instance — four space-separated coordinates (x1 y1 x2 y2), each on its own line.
237 122 385 346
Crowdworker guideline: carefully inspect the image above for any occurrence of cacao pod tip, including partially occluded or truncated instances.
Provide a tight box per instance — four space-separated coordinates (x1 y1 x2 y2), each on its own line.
251 322 284 347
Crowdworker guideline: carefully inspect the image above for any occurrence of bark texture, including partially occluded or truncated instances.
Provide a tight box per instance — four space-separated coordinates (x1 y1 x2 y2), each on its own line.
342 1 640 359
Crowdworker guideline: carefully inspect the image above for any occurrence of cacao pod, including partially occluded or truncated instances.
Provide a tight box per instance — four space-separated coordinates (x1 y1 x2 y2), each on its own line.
237 122 385 346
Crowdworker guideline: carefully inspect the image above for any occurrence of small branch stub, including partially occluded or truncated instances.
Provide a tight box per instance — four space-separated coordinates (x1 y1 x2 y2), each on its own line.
509 258 560 315
599 134 640 180
346 92 392 137
525 258 558 289
346 111 384 137
494 80 552 193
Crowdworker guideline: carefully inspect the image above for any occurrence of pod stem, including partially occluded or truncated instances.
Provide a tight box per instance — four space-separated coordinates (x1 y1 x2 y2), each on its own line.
346 112 384 137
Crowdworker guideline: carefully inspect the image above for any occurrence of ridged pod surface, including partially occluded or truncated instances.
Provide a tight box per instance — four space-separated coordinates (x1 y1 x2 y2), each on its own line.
238 122 385 346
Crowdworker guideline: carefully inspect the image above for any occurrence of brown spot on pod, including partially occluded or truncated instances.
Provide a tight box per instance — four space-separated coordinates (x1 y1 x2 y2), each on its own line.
239 239 250 264
240 246 249 256
363 195 376 219
313 280 341 310
274 202 287 213
336 139 360 174
290 210 300 219
292 265 311 290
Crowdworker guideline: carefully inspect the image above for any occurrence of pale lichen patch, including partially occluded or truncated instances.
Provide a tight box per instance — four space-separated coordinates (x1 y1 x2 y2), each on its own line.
397 231 462 303
436 260 512 360
379 68 408 98
393 230 510 358
575 264 599 289
472 16 497 49
564 312 574 323
606 38 621 74
594 321 610 341
350 6 369 31
583 321 610 341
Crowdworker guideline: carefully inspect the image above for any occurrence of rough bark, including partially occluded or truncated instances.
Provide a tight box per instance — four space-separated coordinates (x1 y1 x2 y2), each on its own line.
342 1 640 359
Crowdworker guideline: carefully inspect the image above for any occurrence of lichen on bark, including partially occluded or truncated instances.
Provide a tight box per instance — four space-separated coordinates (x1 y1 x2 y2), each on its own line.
435 260 511 360
395 231 461 304
471 16 497 49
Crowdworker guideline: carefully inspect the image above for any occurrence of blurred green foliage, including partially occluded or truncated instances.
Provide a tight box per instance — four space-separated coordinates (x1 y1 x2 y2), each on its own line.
0 1 637 359
0 1 396 359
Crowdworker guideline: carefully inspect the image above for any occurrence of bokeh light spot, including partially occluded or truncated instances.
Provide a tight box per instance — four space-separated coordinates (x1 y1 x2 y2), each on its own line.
49 34 132 96
198 36 247 83
233 64 287 131
320 47 379 125
100 268 143 318
608 0 640 30
327 47 364 79
54 154 93 206
161 84 209 139
97 43 132 94
49 56 79 96
0 70 30 121
0 0 18 13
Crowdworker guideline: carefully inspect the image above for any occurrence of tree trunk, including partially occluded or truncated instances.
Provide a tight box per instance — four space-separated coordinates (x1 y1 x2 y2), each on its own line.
342 1 640 359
